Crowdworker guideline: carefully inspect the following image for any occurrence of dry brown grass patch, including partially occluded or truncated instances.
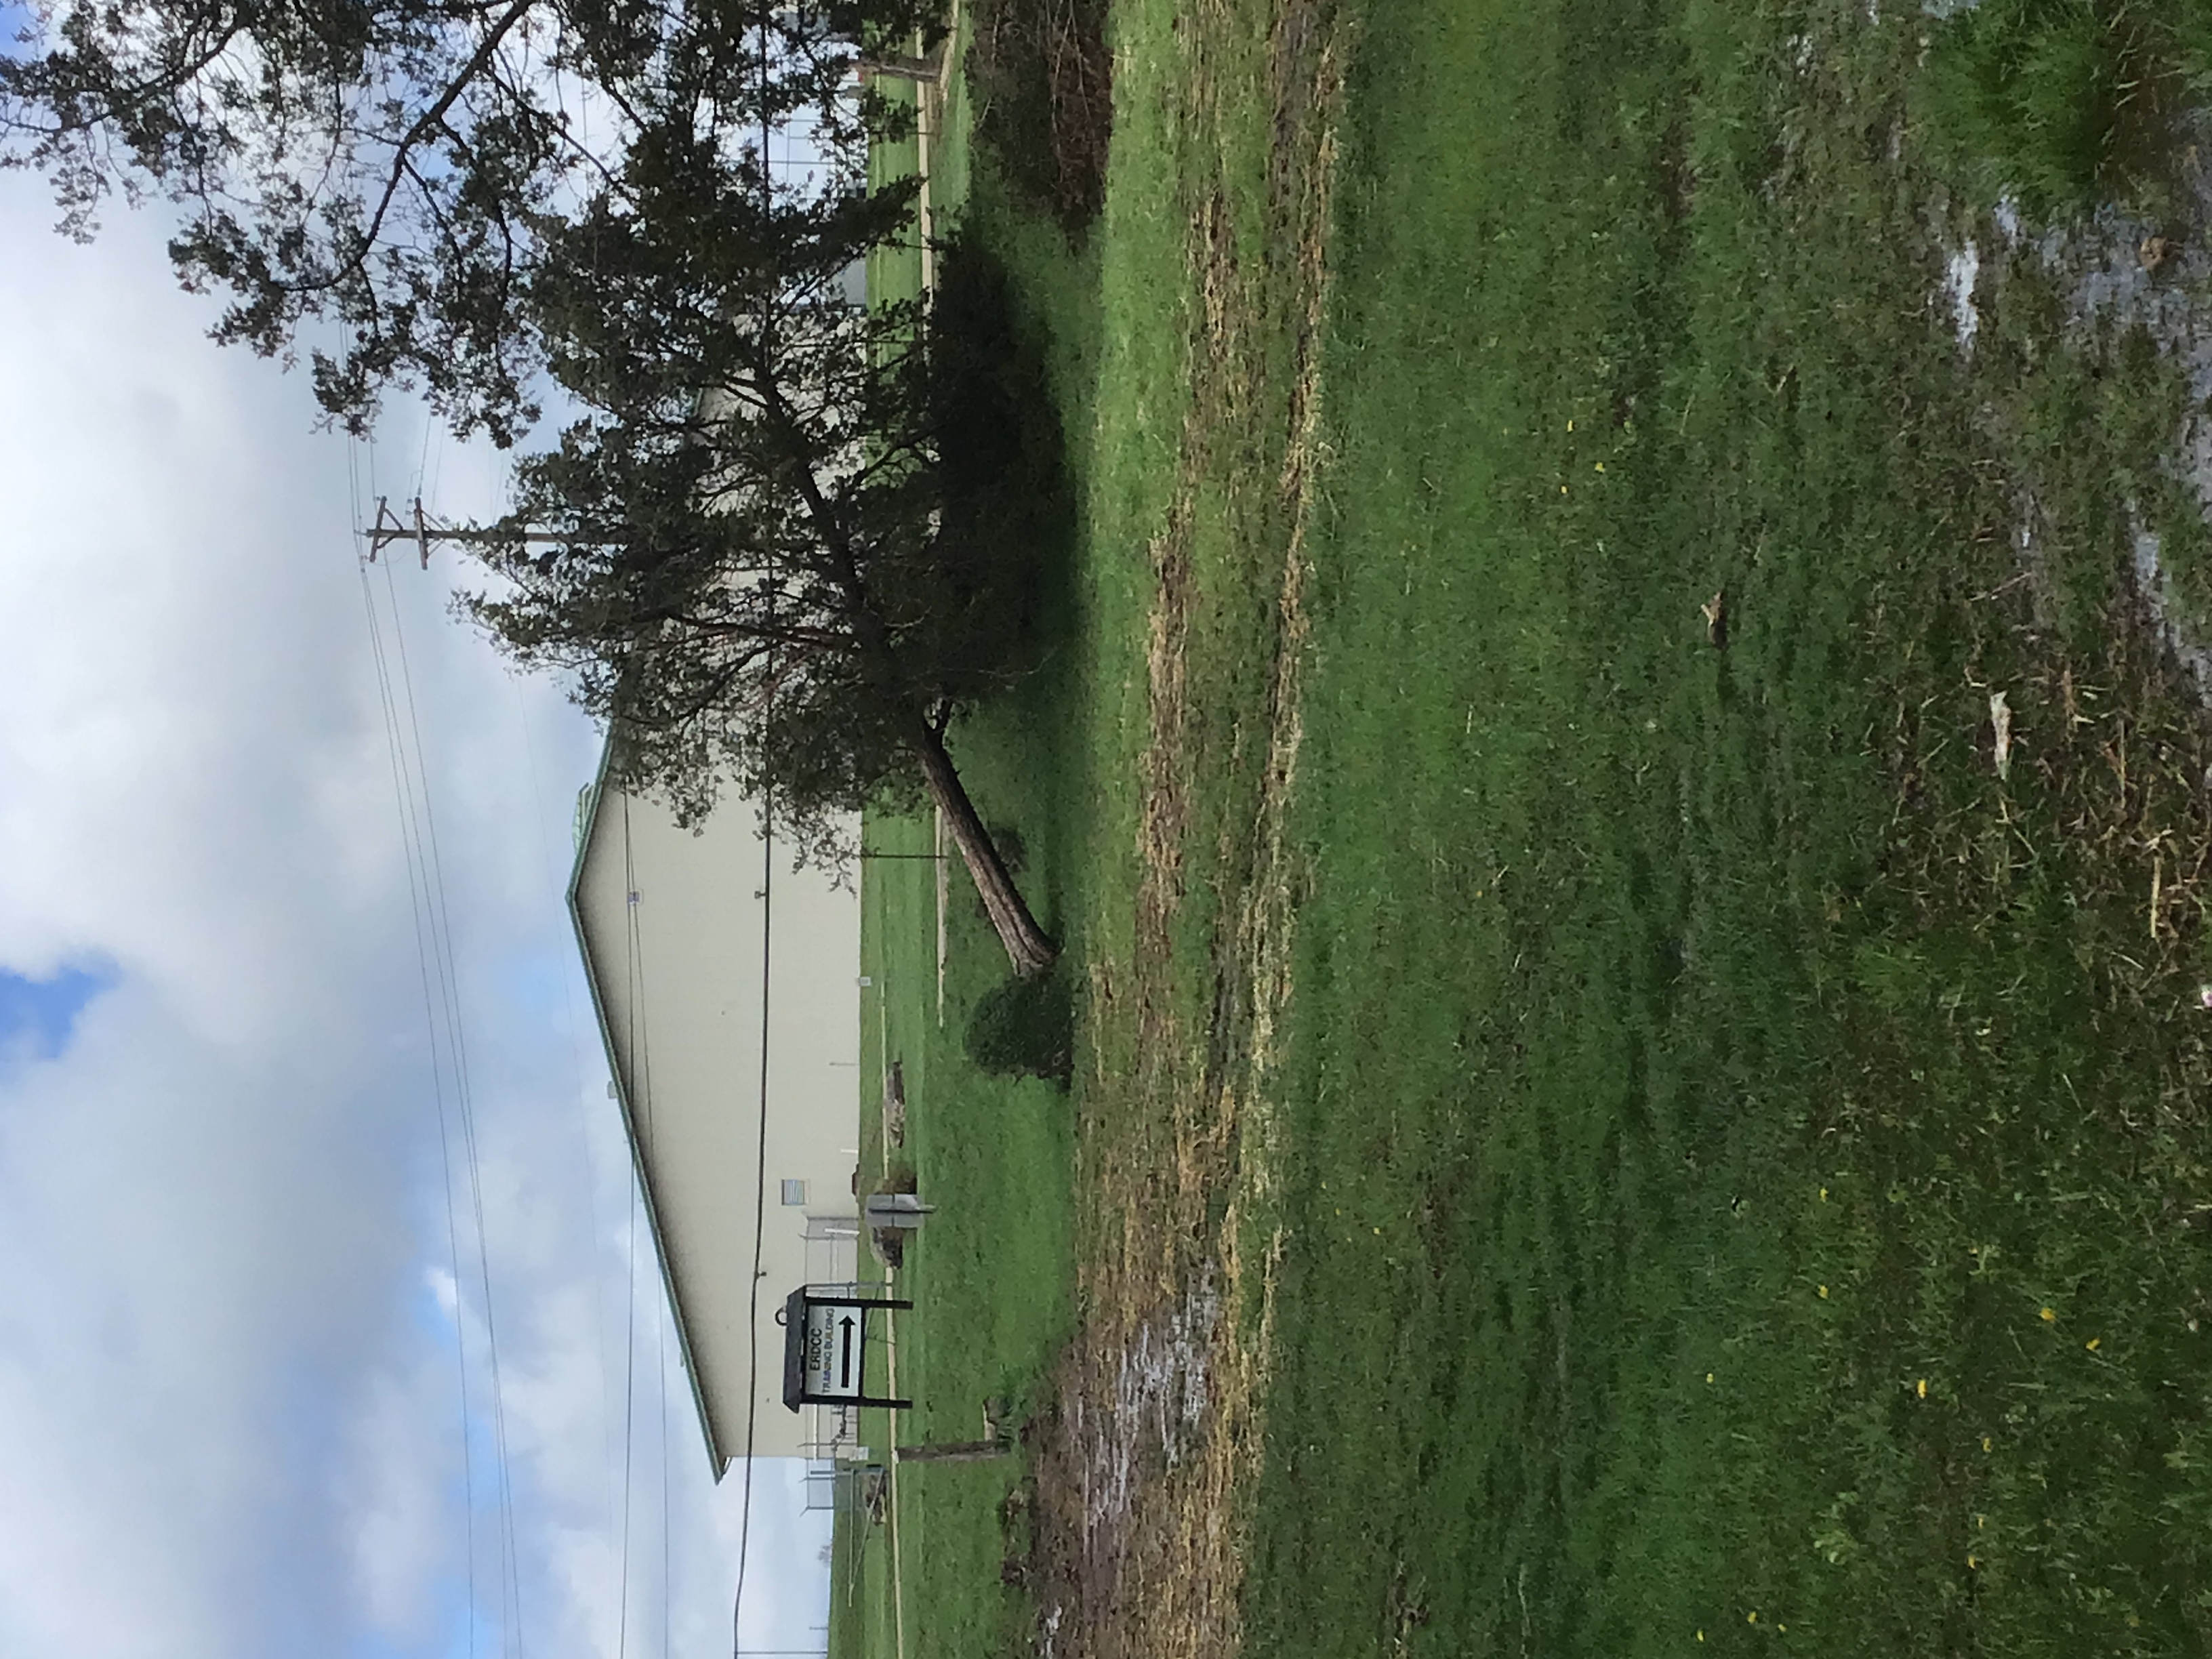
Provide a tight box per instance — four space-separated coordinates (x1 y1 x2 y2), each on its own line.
1023 9 1349 1659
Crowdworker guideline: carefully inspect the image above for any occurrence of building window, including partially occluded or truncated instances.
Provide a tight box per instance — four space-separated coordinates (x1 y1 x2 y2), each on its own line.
781 1179 808 1206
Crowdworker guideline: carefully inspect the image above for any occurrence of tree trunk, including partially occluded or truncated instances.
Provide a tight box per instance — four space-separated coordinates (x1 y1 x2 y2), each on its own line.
894 1439 1011 1465
855 51 943 83
905 718 1059 977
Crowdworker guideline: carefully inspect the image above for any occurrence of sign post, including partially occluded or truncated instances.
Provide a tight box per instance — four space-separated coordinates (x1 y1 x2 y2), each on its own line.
781 1286 914 1412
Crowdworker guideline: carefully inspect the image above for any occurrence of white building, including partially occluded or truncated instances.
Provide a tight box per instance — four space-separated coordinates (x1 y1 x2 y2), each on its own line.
569 744 867 1473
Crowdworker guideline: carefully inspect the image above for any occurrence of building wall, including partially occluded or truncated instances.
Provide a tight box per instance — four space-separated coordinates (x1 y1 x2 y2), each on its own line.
571 769 863 1471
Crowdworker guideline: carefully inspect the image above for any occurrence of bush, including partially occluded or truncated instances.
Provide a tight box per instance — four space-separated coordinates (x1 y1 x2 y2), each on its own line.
964 968 1075 1086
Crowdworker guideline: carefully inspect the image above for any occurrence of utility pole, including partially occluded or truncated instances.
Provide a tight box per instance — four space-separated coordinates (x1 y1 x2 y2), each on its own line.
363 495 576 567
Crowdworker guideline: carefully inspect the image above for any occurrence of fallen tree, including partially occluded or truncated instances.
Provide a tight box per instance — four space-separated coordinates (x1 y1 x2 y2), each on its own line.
466 123 1059 972
6 0 1058 971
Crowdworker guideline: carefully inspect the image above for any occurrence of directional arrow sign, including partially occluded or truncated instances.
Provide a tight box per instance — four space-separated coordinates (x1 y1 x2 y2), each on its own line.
804 1302 865 1401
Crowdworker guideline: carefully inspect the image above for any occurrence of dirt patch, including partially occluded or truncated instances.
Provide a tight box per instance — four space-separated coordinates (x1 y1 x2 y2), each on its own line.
1919 143 2212 1025
1023 9 1347 1659
1242 5 1342 1105
1134 499 1193 978
1958 156 2212 690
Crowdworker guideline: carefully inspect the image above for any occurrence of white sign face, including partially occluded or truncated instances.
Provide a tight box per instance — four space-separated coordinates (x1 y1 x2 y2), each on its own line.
804 1302 866 1400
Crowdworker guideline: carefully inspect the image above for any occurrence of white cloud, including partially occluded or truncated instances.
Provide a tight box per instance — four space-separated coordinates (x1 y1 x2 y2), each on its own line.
345 1343 464 1641
0 170 831 1659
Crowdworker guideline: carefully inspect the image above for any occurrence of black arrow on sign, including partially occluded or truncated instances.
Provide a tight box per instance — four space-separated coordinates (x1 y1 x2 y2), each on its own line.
840 1315 857 1388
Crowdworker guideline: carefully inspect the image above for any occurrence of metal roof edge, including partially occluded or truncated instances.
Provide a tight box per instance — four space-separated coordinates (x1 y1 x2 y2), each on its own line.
565 737 734 1481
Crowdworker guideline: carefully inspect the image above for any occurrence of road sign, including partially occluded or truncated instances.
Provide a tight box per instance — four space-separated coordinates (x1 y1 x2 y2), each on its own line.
781 1287 914 1411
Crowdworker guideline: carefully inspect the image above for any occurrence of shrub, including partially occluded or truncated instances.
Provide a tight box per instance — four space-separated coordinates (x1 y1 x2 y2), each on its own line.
963 967 1075 1086
924 237 1076 689
966 0 1113 229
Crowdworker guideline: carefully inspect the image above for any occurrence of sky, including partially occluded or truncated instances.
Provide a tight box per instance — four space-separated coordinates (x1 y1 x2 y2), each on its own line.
0 165 831 1659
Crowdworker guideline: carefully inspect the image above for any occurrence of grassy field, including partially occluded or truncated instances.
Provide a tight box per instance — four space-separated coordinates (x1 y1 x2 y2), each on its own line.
1248 4 2212 1656
846 3 2212 1659
832 43 1098 1659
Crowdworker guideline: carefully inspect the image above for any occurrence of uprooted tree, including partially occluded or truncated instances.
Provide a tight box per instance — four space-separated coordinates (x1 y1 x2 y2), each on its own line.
466 123 1061 973
4 0 1061 973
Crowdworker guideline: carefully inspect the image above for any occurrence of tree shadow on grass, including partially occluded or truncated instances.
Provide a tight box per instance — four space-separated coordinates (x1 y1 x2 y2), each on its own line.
924 227 1090 937
926 228 1082 693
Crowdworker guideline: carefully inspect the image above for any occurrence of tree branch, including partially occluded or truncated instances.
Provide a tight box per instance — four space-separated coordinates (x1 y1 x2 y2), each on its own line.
298 0 541 295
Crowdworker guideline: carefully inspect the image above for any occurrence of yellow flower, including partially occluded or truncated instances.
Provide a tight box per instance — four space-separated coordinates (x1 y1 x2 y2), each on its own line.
1818 1284 1829 1298
1567 419 1575 432
1696 1633 1704 1644
1967 1554 1980 1570
2087 1337 2102 1352
1917 1378 1928 1399
1560 484 1570 495
1982 1435 1993 1452
1748 1612 1759 1624
1594 462 1605 472
1706 1372 1715 1384
1819 1186 1828 1202
2040 1307 2055 1322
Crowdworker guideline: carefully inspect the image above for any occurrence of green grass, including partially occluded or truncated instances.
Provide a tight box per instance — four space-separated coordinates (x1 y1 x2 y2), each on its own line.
834 804 1078 1659
853 1 2212 1658
835 26 1099 1659
1921 0 2212 218
1243 3 2212 1657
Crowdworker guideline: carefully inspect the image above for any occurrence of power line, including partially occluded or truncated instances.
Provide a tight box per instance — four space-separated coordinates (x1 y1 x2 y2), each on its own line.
619 797 647 1659
353 451 483 1659
380 546 530 1659
730 786 775 1656
350 434 531 1659
661 1225 674 1659
508 674 625 1531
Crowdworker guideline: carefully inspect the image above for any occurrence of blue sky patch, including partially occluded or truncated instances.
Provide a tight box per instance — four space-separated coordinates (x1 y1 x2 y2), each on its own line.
0 962 116 1061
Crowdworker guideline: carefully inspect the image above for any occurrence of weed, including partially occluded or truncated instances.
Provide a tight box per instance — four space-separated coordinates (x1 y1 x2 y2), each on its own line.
1924 0 2197 216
